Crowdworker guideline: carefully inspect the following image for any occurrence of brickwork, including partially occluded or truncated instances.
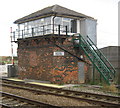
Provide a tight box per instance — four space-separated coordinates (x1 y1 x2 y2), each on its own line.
17 37 90 84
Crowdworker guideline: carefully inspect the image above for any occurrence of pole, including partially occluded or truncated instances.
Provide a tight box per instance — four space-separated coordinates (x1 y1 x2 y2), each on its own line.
65 26 68 36
10 27 14 65
52 14 56 34
32 28 34 37
43 26 44 36
93 63 95 84
92 57 95 84
58 25 60 36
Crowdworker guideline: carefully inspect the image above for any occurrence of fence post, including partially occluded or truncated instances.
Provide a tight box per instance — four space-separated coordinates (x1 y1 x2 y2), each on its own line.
65 26 68 36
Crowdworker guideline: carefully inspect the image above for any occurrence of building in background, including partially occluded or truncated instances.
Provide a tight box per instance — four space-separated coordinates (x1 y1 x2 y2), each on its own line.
99 46 120 84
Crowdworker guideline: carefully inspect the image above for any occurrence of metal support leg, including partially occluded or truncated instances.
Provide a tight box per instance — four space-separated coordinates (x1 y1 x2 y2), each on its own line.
92 63 95 84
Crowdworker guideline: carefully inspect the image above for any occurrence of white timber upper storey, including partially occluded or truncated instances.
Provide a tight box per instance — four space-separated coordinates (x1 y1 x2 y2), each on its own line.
12 5 97 45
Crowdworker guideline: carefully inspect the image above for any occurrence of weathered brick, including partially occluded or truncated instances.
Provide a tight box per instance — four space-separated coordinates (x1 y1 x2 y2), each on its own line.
17 37 90 84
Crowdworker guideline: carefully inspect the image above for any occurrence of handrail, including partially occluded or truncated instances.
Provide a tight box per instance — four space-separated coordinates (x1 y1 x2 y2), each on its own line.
11 24 70 42
80 35 112 77
87 36 116 75
86 39 115 77
75 35 110 84
72 34 116 84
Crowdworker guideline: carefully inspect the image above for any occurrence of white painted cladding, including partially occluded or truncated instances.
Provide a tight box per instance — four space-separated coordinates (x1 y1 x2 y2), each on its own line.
80 19 97 45
17 16 97 45
77 20 80 33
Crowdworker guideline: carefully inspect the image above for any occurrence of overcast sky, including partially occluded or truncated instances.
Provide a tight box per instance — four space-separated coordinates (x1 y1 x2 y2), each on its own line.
0 0 119 56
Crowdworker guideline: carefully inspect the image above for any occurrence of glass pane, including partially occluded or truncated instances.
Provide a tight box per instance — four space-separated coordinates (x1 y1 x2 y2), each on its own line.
45 17 51 25
63 17 71 21
20 24 24 30
55 17 62 25
63 21 69 26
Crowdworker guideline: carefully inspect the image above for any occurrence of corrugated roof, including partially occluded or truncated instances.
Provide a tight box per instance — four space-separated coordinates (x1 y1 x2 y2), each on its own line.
14 4 94 24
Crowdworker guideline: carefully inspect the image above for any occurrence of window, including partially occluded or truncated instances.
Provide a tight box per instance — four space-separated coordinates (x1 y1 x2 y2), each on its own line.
17 16 78 37
55 17 62 25
53 17 74 33
71 19 77 33
63 17 71 21
62 17 72 33
44 17 52 34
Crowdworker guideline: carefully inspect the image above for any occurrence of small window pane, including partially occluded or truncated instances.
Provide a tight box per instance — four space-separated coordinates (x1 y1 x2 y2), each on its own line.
55 17 62 25
63 17 71 21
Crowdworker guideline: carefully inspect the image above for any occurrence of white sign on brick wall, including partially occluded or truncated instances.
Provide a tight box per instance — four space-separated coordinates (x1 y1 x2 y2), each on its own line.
53 52 64 56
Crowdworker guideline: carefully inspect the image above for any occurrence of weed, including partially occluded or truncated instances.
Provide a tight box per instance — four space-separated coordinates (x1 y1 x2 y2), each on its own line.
102 84 118 93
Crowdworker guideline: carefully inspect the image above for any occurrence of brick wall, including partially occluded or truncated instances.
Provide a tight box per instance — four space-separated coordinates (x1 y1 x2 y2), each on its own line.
17 36 90 84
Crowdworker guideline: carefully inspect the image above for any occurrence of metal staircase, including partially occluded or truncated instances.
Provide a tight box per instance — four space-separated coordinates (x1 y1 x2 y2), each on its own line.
72 34 116 85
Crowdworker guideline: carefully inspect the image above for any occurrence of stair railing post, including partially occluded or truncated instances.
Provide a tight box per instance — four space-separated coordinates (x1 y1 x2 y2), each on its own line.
108 71 110 81
100 73 102 83
92 57 95 84
79 34 81 47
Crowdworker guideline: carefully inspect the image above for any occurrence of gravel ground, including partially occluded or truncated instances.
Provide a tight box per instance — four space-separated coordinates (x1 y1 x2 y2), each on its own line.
62 85 119 97
2 87 95 107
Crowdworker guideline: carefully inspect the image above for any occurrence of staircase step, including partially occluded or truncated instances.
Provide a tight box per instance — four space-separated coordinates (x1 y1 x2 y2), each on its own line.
73 34 116 85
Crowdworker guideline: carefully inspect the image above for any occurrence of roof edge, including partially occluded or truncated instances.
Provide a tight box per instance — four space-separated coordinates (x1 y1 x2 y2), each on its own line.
14 5 95 24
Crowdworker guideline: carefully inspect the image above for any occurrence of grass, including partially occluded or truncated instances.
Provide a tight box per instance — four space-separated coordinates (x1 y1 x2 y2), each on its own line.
101 83 118 93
